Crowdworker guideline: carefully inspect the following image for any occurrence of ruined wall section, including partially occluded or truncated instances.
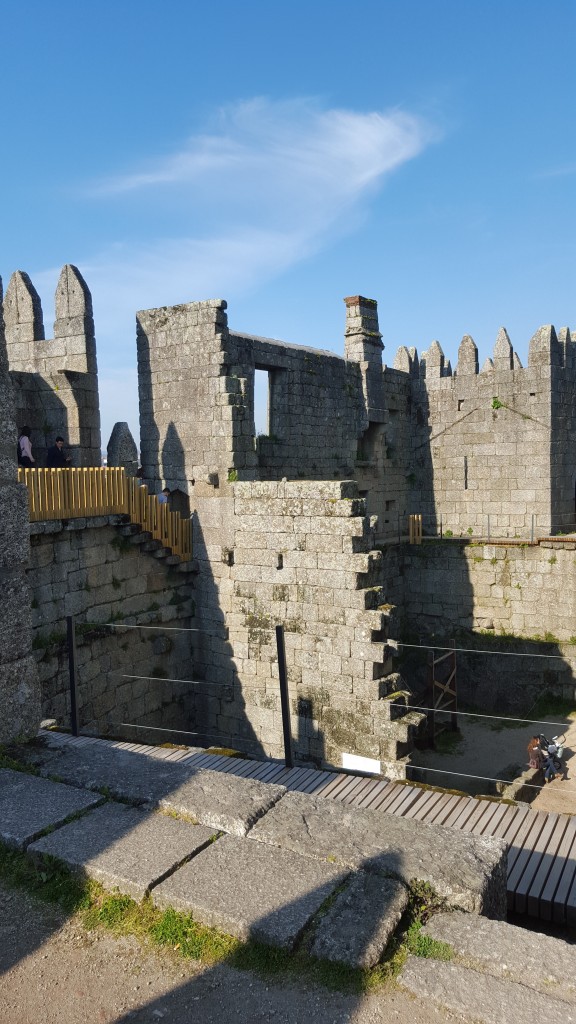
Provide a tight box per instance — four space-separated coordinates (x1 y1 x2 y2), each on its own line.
4 266 101 465
354 366 414 538
397 327 560 537
0 276 41 741
231 332 364 480
137 299 258 501
191 480 422 775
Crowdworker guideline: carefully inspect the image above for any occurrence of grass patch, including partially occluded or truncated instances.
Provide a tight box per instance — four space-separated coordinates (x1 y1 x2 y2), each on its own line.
151 905 240 962
0 843 91 914
0 747 40 775
205 747 246 758
405 921 452 960
0 834 453 996
432 729 463 755
529 690 576 721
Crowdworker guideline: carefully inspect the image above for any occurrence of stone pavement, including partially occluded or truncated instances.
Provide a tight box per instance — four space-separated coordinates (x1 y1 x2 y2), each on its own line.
1 734 575 1021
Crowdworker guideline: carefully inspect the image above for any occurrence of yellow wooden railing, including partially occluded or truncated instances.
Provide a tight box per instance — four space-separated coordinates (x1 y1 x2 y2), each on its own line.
408 513 423 545
17 467 192 561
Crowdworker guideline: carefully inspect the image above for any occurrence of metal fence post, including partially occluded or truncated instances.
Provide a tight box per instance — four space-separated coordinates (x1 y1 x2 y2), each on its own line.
275 625 293 769
66 615 79 737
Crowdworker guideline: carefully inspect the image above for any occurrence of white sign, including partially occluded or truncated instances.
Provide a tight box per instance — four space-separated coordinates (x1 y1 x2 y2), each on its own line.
342 752 381 775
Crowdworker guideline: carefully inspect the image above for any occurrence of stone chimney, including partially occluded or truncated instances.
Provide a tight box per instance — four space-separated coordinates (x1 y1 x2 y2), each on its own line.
344 295 385 422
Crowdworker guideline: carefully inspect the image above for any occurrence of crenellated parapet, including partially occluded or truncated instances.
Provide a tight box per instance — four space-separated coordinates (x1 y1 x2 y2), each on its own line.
389 318 576 537
392 321 576 386
3 265 101 466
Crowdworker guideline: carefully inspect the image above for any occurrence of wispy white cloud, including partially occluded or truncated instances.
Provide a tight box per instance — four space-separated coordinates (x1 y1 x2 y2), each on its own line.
36 97 438 447
92 98 433 204
74 98 437 317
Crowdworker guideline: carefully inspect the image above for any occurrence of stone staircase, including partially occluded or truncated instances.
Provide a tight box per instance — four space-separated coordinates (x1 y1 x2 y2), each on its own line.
115 519 197 570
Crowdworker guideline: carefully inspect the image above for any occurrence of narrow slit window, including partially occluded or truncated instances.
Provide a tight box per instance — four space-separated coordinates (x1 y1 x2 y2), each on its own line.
254 368 270 436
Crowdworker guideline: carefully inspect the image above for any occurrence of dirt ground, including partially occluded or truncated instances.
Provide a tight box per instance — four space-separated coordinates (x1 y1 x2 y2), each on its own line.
409 712 575 808
0 882 465 1024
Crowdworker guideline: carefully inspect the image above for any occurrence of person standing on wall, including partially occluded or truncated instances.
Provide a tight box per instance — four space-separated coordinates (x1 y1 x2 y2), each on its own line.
46 436 72 467
17 426 35 467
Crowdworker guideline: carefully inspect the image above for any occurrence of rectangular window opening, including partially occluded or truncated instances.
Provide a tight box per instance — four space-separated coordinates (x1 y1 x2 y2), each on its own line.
254 368 270 436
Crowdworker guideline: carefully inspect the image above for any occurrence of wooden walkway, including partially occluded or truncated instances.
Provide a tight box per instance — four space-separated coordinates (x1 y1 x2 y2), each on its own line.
49 733 576 927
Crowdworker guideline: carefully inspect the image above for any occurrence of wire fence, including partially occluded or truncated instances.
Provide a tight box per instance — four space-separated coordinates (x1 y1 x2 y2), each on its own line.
66 617 294 767
59 616 574 796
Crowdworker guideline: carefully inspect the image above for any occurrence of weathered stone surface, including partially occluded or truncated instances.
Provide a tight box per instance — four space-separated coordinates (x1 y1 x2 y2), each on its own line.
158 769 286 837
423 911 576 1003
152 832 347 948
33 740 284 836
247 791 507 917
399 956 575 1024
107 421 138 472
311 871 408 968
0 768 102 850
0 656 41 746
34 740 199 804
29 801 217 900
0 288 41 742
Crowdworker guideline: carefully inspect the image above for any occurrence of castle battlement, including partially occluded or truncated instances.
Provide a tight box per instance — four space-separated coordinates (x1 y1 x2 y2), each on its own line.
3 265 101 465
393 322 573 384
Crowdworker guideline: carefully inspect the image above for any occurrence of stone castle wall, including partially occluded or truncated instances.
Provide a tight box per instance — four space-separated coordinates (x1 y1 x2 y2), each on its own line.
398 325 576 538
4 266 101 467
191 479 422 773
4 258 575 758
384 537 576 712
0 278 41 742
28 518 195 740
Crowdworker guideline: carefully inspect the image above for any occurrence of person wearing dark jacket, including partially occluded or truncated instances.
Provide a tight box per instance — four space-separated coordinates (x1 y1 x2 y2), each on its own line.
46 436 71 467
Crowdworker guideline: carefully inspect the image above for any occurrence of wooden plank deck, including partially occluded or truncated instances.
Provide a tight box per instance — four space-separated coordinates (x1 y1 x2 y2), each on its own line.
44 732 575 924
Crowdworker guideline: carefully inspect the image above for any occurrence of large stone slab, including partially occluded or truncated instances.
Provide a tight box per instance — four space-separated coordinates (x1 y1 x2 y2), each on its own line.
310 871 408 968
247 791 507 917
157 770 285 837
152 833 347 949
0 768 102 850
400 956 575 1024
423 912 576 1004
33 740 284 836
34 740 202 804
28 801 217 900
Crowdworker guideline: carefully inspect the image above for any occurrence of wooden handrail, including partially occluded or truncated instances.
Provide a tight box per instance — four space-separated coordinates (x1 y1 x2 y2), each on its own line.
18 467 192 560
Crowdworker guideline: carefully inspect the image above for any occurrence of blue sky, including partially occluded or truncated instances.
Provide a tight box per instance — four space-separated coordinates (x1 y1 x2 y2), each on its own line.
1 0 575 448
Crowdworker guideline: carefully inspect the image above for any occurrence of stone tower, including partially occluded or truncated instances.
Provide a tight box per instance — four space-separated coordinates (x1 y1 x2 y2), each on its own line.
0 276 41 741
4 265 101 466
